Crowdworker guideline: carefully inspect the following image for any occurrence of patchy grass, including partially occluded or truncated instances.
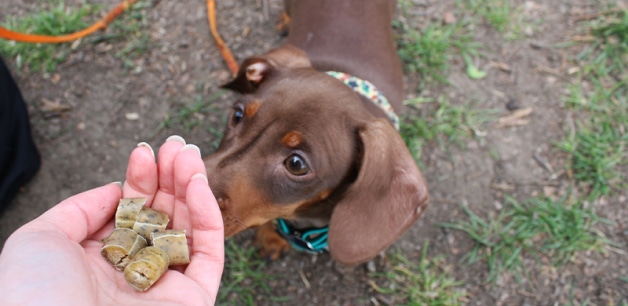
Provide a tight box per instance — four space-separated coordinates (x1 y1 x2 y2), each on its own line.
0 0 98 72
401 95 495 160
395 17 480 89
152 88 226 149
440 196 613 283
456 0 526 39
218 240 288 305
559 8 628 199
0 0 155 73
114 33 152 69
106 0 155 69
557 122 625 199
369 241 467 306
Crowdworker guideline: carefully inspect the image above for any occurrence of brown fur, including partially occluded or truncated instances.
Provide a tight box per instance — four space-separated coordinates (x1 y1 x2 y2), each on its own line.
204 0 429 266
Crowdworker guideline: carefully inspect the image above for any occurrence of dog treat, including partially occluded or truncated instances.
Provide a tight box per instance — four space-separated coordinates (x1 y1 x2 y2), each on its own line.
123 246 170 292
101 197 193 292
151 230 190 265
115 197 146 229
100 228 147 271
132 207 169 241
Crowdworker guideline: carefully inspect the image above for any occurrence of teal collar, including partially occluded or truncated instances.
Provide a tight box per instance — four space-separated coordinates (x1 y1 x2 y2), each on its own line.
275 218 329 254
326 71 400 130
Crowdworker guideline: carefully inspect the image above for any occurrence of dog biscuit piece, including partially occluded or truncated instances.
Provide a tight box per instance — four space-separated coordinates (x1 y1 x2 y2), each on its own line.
124 246 170 291
132 207 169 241
100 228 147 271
114 197 146 229
151 230 190 265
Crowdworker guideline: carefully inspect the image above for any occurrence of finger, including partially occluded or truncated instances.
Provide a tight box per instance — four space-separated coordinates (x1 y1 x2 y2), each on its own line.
171 144 205 231
183 175 224 298
122 142 158 202
26 182 123 242
151 135 186 217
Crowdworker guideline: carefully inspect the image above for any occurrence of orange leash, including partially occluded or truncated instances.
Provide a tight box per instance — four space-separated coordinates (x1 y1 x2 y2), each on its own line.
207 0 239 76
0 0 136 43
0 0 239 75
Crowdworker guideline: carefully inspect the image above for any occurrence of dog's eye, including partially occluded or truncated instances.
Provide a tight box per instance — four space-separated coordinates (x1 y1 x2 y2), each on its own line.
284 154 309 176
231 106 244 125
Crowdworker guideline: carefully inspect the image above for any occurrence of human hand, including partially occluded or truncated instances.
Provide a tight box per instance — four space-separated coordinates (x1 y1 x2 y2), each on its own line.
0 136 224 305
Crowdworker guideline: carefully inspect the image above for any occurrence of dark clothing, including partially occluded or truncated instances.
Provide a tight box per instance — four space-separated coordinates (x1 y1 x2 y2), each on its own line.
0 56 40 209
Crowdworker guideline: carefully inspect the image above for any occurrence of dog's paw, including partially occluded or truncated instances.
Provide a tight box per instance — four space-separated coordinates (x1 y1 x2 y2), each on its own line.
254 222 291 261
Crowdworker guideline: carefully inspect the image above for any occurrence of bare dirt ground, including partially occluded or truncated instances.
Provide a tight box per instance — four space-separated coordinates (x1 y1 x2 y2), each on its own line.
1 0 626 305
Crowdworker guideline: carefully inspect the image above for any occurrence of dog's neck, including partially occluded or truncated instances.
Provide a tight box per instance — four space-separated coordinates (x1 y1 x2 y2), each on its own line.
285 0 404 113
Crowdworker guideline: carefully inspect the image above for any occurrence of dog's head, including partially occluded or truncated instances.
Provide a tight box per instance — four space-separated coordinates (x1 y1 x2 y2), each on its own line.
205 45 428 265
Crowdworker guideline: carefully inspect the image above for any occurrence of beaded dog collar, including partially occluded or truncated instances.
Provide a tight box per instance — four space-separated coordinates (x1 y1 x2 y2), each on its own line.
325 71 400 130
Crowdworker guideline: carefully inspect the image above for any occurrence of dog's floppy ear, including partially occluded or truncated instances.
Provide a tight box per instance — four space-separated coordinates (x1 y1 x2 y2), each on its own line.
328 119 429 266
222 44 311 93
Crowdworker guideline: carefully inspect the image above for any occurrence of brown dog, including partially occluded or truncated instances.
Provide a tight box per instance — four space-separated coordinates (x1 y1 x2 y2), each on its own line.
204 0 429 266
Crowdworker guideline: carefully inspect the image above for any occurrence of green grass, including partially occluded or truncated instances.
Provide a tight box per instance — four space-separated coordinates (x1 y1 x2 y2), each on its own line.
456 0 526 39
440 196 612 283
557 122 625 198
218 240 288 305
400 95 495 160
395 18 480 89
558 8 628 199
107 0 155 69
0 0 99 72
0 0 154 72
151 88 226 149
115 33 152 69
369 241 467 306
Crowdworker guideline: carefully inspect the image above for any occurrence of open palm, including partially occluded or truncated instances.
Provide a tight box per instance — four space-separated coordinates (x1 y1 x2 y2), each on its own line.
0 136 224 305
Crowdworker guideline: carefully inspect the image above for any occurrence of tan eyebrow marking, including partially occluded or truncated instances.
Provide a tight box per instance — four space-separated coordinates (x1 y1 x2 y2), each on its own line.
245 101 260 118
281 131 303 148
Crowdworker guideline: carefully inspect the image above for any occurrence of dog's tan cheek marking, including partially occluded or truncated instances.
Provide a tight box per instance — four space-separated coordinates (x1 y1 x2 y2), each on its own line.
245 101 261 118
281 131 303 148
223 175 304 230
287 189 333 217
318 190 331 201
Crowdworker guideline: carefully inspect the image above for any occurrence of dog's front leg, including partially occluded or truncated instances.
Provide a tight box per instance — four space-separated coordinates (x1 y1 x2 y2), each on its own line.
254 221 291 260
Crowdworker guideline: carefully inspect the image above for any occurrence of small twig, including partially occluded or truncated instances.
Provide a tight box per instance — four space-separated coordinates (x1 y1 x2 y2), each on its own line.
261 0 270 21
574 7 624 22
490 182 515 192
534 64 562 76
517 290 537 298
570 34 596 43
296 268 311 289
514 181 562 187
533 151 555 174
496 107 534 127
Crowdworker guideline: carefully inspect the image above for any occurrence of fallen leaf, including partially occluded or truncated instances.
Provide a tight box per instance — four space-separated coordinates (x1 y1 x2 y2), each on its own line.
489 61 511 72
41 98 71 112
463 53 487 80
51 73 61 84
443 11 457 24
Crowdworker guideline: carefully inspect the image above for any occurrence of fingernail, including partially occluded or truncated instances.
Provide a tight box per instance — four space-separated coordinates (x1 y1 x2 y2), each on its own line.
181 144 201 156
166 135 186 144
137 142 155 158
111 181 123 188
191 173 208 184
